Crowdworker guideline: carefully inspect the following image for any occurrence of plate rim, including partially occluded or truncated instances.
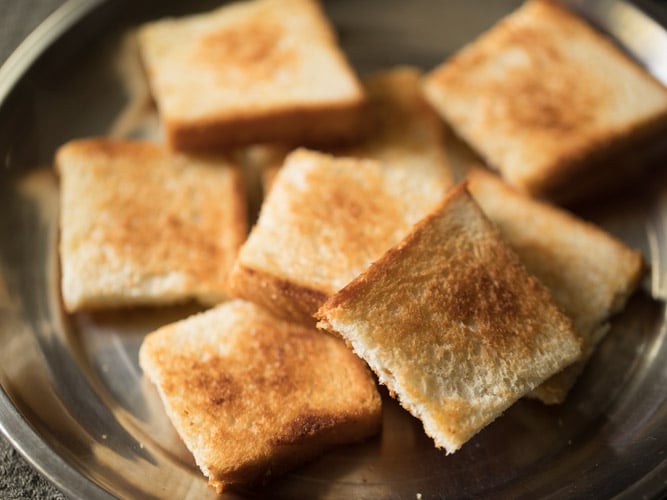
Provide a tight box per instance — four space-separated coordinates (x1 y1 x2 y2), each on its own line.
0 1 112 498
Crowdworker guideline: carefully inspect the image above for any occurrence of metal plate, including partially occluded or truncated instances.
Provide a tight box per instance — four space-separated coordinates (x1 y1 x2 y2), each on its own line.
1 1 667 498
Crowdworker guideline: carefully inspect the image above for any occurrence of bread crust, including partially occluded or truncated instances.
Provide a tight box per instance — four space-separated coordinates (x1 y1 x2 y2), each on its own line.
532 115 667 203
166 98 368 152
227 263 328 327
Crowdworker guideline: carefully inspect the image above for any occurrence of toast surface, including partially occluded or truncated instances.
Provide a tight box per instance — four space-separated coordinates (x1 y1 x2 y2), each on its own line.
228 149 411 324
229 69 453 324
467 168 644 402
339 66 454 193
138 0 366 150
422 0 667 196
57 138 246 311
316 185 581 453
228 144 451 325
139 300 381 492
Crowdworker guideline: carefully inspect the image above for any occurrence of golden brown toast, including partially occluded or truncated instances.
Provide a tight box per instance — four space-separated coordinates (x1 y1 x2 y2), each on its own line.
138 0 366 151
228 145 452 326
139 300 381 492
422 0 667 199
316 184 581 453
56 138 246 311
228 149 410 325
339 66 453 190
466 168 644 403
228 69 453 325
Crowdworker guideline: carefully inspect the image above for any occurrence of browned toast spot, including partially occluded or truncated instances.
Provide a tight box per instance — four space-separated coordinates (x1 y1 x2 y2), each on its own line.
195 19 295 82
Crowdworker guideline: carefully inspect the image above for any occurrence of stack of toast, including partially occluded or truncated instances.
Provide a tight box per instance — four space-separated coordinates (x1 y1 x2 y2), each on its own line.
54 0 663 492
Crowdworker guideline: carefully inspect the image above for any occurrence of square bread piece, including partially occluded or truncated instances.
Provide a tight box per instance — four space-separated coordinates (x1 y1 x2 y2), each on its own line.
56 138 246 311
240 143 293 197
139 299 381 493
316 184 581 454
228 146 452 326
138 0 366 151
422 0 667 198
467 168 644 404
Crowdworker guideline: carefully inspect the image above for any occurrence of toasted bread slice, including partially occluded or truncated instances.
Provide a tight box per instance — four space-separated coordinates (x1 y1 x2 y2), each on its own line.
139 300 381 492
422 0 667 198
56 138 246 311
339 66 454 190
228 145 452 325
138 0 366 151
228 149 412 325
316 184 581 453
466 168 644 403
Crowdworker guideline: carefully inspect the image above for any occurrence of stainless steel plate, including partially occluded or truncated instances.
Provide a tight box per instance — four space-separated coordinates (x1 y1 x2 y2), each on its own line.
1 1 667 498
